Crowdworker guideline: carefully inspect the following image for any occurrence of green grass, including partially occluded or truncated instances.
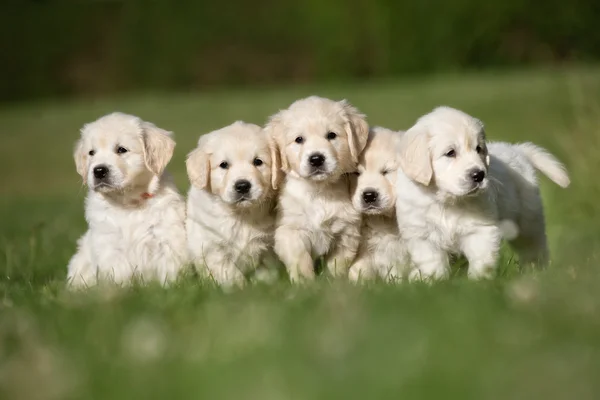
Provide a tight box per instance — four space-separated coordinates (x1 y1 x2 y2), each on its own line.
2 66 600 399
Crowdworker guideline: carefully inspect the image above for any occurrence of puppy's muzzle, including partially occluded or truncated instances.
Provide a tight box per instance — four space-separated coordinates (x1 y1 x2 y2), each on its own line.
234 179 252 197
93 165 110 181
465 168 487 194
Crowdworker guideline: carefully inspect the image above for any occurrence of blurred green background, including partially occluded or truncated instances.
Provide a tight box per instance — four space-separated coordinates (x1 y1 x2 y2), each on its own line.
3 0 600 101
2 2 600 400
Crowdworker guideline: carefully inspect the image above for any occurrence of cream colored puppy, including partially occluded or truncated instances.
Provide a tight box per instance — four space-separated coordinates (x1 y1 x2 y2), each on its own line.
349 127 409 282
267 96 369 282
186 121 281 287
67 112 188 287
396 106 570 280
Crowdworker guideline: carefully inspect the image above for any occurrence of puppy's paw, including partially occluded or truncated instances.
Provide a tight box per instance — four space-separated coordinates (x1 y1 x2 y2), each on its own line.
210 267 247 289
348 263 375 283
286 257 317 284
467 266 496 280
288 269 316 285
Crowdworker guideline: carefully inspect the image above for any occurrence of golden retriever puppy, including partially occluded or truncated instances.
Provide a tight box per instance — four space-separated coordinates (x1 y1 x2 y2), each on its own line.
396 106 570 280
267 96 369 282
67 112 188 287
348 127 409 282
186 121 281 287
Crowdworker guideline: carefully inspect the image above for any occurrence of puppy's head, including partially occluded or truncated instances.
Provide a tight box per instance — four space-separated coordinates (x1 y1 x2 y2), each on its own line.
74 112 175 193
266 96 368 183
186 121 281 208
352 127 403 216
399 106 490 198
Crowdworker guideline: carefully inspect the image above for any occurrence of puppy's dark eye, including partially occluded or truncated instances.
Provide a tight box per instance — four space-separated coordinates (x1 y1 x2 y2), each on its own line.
476 145 483 154
445 149 456 157
326 132 337 140
381 169 390 176
295 136 304 144
88 150 95 156
219 161 229 169
116 146 128 154
253 158 263 167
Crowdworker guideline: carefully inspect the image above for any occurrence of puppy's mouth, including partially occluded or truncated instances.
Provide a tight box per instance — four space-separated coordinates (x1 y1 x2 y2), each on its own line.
361 204 393 216
232 193 260 207
308 168 332 180
464 182 487 196
93 182 118 192
363 205 383 215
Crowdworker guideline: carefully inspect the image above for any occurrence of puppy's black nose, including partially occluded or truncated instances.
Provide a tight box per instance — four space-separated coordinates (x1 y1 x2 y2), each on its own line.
471 169 485 183
234 179 252 194
93 165 109 179
309 153 325 167
362 190 378 204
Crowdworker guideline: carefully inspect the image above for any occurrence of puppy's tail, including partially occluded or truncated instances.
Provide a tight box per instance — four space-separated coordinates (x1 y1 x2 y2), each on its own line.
517 142 570 188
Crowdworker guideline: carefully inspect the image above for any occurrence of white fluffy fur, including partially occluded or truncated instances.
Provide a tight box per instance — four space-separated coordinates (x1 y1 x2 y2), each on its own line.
186 121 281 287
67 112 188 287
267 96 369 282
396 106 570 280
349 127 409 282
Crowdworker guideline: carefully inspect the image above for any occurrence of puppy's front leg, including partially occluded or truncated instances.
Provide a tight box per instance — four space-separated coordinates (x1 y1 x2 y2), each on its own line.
348 256 376 283
200 250 246 288
326 225 361 278
461 226 501 280
406 239 450 281
66 232 97 288
274 227 314 283
153 241 189 286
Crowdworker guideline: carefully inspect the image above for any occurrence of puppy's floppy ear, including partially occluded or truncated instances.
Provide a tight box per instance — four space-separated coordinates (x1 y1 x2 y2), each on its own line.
186 136 211 189
478 124 491 167
265 112 289 173
340 100 369 164
268 135 283 190
398 124 432 186
73 138 87 184
141 121 176 176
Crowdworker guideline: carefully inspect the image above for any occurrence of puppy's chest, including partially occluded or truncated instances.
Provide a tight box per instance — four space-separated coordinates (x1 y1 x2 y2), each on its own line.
89 211 173 269
224 218 274 250
89 202 181 246
363 218 405 260
307 200 359 257
412 205 486 248
299 197 358 233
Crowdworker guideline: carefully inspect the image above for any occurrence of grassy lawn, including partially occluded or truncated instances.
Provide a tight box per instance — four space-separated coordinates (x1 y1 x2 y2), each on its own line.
1 66 600 399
